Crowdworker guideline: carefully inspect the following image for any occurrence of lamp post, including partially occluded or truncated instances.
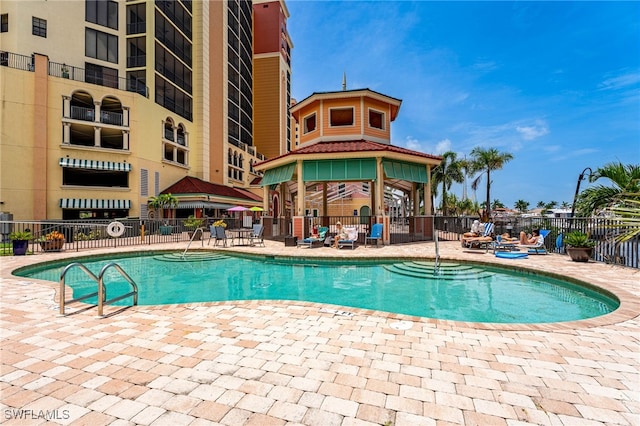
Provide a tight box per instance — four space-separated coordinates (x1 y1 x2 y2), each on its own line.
570 167 592 220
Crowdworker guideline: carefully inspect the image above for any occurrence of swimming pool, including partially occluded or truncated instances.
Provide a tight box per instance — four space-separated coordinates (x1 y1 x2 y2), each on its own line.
16 251 619 323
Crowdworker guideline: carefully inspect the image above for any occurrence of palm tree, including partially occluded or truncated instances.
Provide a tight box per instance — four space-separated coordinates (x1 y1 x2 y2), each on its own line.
469 147 514 220
492 199 505 209
147 193 179 219
514 199 529 213
431 151 464 215
576 162 640 216
536 201 546 208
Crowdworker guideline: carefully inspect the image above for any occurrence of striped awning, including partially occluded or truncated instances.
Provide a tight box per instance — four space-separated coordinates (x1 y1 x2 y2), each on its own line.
59 157 132 172
177 201 235 209
260 163 295 186
383 160 429 183
59 199 132 209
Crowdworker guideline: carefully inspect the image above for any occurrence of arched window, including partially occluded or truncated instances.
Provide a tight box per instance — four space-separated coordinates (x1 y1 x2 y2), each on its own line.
233 152 238 167
164 118 174 141
239 154 243 168
176 123 186 146
228 148 233 164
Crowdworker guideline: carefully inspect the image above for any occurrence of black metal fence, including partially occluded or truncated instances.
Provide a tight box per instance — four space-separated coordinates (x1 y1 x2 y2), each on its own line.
435 215 639 268
0 218 243 255
2 216 638 269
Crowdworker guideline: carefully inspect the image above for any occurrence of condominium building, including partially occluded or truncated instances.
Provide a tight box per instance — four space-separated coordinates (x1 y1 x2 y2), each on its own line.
0 0 284 221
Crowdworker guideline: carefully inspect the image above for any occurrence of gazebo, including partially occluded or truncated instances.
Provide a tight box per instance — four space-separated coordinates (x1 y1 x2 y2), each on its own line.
253 88 442 244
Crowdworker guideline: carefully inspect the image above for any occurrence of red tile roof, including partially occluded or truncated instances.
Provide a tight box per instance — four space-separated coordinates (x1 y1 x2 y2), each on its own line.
161 176 262 202
256 140 442 167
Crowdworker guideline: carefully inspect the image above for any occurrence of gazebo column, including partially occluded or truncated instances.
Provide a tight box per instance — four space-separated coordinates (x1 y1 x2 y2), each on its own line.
322 182 328 225
424 165 432 215
292 160 306 240
375 158 384 216
412 182 419 216
263 185 269 212
375 157 388 244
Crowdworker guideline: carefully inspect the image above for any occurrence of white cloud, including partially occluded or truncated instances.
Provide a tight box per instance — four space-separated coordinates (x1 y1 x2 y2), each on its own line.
516 121 549 140
598 71 640 91
403 136 423 152
434 138 452 155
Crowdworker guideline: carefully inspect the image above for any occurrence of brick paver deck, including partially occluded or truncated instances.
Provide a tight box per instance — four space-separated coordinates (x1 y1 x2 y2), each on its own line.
1 239 638 425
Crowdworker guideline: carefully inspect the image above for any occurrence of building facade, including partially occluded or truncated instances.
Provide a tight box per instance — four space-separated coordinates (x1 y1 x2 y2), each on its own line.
0 0 281 220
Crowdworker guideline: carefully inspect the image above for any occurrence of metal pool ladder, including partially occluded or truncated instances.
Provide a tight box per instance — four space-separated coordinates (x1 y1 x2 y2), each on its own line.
181 227 205 259
59 262 138 317
434 230 441 276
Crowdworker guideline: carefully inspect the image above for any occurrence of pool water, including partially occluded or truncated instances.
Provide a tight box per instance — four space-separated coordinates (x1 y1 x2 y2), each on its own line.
17 252 618 323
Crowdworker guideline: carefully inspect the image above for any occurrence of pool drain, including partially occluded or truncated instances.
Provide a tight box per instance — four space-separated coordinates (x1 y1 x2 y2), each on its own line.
389 320 413 330
319 307 354 317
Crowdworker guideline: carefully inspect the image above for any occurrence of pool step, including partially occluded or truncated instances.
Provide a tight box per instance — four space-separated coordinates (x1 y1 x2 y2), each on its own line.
154 252 227 262
384 261 495 280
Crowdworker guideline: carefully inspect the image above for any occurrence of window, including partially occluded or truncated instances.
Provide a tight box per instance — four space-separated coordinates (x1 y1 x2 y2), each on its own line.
1 14 8 33
85 28 118 63
32 17 46 37
86 0 118 30
85 62 118 88
330 107 354 127
369 109 385 130
303 113 316 134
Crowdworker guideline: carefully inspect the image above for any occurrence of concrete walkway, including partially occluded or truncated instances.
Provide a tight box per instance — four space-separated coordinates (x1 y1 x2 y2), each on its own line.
1 240 638 425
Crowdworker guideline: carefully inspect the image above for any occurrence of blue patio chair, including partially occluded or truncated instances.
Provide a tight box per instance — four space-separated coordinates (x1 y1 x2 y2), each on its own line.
249 224 264 247
365 223 384 248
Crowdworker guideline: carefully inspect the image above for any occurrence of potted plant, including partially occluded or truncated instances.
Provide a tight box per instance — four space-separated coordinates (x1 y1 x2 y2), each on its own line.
565 231 596 262
184 215 205 240
9 230 32 256
212 219 227 229
37 230 66 252
61 65 70 79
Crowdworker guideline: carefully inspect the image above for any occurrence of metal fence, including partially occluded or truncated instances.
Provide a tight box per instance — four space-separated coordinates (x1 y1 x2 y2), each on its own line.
0 218 243 255
434 215 639 269
2 216 637 269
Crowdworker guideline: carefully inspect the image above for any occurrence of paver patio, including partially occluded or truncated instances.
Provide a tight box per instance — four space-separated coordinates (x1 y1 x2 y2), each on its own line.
1 240 638 425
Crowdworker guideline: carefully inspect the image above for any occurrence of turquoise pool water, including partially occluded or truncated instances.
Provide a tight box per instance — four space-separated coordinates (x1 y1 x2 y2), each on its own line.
17 252 618 323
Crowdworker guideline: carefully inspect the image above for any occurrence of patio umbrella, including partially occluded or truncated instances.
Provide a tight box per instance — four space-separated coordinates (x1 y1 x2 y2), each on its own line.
227 206 249 212
249 206 264 211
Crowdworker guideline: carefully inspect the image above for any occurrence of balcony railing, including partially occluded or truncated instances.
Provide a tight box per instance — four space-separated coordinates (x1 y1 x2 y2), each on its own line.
0 51 34 71
49 61 149 98
69 106 124 126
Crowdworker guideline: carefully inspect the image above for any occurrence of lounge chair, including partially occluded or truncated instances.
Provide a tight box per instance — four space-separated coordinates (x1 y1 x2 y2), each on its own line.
297 226 328 248
249 224 264 247
338 227 358 250
365 223 383 248
462 222 494 251
522 229 550 254
492 234 519 253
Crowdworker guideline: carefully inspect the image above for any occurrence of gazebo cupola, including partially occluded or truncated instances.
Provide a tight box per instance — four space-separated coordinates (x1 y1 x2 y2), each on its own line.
290 88 401 148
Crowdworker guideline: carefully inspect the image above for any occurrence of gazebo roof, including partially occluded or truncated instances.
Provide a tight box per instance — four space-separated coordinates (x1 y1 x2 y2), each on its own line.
254 140 442 170
162 176 262 204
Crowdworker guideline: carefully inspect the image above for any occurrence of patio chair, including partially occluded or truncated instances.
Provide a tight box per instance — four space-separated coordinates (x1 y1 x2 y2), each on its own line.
364 223 384 248
249 224 265 247
523 229 550 254
492 234 519 253
338 227 358 250
297 226 328 248
207 226 228 247
462 222 495 251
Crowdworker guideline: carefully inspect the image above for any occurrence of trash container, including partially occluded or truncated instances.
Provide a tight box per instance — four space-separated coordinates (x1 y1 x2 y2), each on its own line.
284 235 297 247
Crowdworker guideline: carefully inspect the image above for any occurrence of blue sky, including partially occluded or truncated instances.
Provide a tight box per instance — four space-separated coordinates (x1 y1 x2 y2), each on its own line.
286 1 640 210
